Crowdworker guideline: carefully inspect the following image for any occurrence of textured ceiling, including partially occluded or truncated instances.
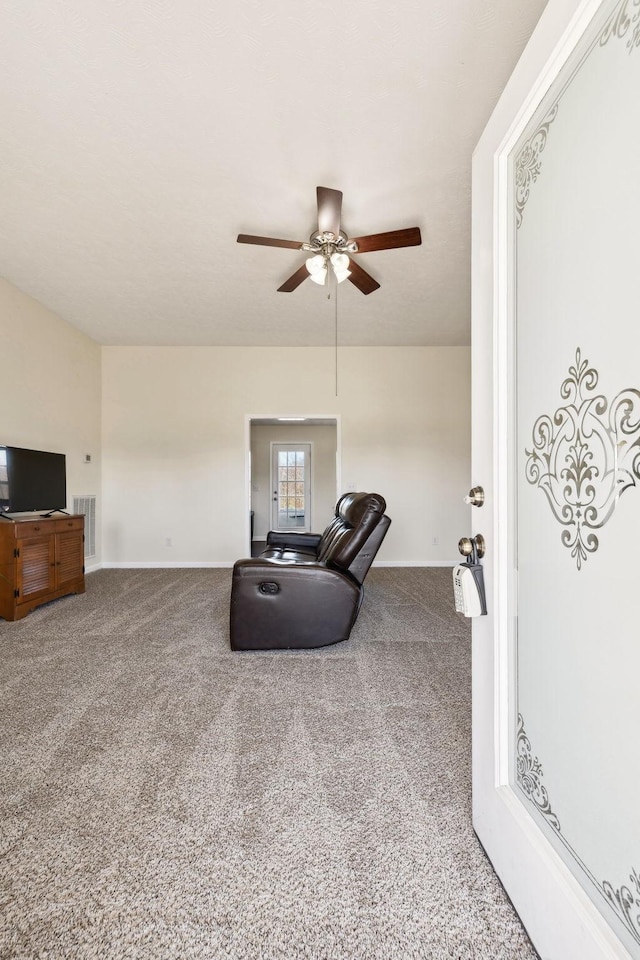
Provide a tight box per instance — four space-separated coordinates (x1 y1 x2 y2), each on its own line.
0 0 547 347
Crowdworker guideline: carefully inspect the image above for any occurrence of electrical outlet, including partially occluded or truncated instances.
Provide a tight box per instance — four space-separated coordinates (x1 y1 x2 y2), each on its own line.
84 453 92 463
165 537 172 547
432 536 439 546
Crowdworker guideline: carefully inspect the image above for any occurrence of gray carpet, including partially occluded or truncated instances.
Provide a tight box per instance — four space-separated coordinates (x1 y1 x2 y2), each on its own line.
0 568 538 960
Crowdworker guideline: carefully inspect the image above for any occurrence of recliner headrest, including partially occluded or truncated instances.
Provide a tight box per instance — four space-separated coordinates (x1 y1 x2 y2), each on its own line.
338 492 386 528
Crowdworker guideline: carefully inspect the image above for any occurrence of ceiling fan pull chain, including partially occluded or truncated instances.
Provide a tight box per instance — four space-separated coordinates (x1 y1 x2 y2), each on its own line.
335 277 339 397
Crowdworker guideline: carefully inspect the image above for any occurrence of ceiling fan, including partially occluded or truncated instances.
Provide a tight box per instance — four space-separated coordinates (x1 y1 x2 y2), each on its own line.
237 186 422 295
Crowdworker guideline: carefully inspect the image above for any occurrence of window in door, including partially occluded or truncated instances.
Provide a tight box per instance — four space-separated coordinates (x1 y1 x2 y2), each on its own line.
271 444 311 532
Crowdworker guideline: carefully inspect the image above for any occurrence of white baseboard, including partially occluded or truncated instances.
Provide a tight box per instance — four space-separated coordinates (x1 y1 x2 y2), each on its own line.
374 560 458 567
100 561 234 569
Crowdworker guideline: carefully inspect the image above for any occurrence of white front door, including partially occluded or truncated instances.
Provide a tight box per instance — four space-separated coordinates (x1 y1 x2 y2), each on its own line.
472 1 640 958
271 443 311 532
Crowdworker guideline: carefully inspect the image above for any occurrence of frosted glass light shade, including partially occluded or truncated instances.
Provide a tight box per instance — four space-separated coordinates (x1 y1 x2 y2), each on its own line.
330 252 350 271
305 255 326 275
333 269 351 283
309 267 327 285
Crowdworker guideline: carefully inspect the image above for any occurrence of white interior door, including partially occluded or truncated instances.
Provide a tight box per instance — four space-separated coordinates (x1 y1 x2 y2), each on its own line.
271 443 311 532
472 1 640 958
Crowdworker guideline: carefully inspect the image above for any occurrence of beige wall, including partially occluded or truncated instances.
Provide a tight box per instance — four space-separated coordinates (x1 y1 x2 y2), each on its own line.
0 287 470 566
250 422 338 539
101 346 470 565
0 279 102 566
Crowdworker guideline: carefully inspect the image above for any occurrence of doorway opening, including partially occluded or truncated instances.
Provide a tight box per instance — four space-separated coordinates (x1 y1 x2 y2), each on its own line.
246 416 340 557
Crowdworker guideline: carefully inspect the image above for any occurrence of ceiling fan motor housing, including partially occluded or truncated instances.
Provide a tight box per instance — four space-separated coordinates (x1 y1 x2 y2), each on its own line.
304 230 358 255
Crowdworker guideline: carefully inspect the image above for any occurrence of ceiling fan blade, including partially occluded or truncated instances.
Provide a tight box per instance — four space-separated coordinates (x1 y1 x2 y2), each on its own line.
237 234 303 250
350 227 422 253
317 187 342 238
277 263 310 293
347 258 380 295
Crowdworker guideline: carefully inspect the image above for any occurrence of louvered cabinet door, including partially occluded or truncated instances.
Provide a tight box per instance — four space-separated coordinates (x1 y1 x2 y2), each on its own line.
17 535 56 602
54 529 84 590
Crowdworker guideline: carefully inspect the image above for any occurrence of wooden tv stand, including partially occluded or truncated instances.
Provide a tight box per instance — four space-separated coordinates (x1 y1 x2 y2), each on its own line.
0 514 85 621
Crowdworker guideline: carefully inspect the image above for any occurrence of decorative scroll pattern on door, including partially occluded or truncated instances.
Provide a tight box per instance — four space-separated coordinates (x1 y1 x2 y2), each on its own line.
514 105 559 228
601 0 640 53
516 714 561 831
515 0 639 230
517 712 640 945
525 349 640 569
603 869 640 945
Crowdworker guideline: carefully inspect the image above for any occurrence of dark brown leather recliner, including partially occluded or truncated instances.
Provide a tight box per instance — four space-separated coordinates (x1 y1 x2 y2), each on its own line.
230 492 391 650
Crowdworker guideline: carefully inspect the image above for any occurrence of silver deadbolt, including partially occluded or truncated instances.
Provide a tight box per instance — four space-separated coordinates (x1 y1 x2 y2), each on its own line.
463 486 485 507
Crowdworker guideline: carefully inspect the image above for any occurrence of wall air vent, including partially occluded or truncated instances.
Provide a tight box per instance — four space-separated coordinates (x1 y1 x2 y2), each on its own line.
72 495 96 558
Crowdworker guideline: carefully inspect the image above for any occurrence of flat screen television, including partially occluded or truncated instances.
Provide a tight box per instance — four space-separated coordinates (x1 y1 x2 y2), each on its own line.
0 445 67 514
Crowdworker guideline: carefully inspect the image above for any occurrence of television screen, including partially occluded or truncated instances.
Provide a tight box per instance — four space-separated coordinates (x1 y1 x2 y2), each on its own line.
0 446 67 513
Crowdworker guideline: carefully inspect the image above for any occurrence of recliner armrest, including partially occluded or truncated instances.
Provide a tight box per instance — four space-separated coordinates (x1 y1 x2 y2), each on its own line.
265 531 322 551
230 558 361 650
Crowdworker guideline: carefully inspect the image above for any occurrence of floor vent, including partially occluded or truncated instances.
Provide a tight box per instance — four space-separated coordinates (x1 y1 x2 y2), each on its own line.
72 495 96 558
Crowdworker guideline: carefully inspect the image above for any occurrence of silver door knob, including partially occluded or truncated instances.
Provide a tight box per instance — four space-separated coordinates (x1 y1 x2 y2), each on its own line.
458 534 486 559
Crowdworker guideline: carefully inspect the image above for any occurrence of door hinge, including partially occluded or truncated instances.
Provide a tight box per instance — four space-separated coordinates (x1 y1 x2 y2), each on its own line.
13 547 19 558
14 588 19 598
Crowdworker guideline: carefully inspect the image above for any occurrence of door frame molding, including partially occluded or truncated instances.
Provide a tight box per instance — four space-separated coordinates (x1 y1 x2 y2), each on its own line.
473 0 631 957
244 414 342 550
